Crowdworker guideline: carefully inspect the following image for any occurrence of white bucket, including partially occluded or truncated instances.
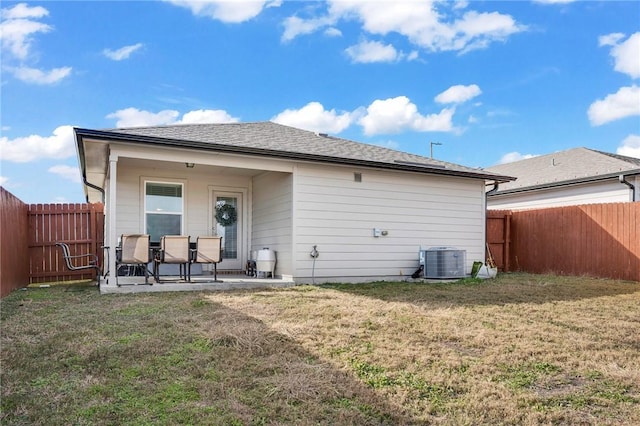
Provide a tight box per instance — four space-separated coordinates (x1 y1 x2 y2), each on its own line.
255 248 276 278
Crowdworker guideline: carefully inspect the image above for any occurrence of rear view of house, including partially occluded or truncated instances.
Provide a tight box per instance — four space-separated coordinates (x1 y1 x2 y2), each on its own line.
75 122 513 287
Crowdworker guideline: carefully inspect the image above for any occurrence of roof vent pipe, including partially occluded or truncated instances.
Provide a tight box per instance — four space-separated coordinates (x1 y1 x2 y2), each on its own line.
619 174 636 201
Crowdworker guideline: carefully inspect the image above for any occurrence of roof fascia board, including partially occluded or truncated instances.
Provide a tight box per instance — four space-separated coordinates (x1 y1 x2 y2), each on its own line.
489 170 640 197
75 127 514 183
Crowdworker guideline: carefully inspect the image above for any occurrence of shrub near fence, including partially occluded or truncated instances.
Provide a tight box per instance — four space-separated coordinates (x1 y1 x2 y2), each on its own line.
488 203 639 282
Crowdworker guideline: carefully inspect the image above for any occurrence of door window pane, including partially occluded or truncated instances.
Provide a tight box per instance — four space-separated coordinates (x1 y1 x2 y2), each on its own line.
216 197 238 259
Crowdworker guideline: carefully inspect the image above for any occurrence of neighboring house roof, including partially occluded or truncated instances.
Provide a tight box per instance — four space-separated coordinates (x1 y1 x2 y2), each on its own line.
75 121 514 182
484 147 640 195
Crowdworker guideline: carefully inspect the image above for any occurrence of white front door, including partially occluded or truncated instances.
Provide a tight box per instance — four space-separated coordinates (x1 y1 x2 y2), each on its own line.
212 191 243 270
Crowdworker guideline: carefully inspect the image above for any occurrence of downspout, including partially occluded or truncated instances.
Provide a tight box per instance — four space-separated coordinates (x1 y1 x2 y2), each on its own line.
619 175 636 202
486 181 499 196
484 181 500 271
76 129 106 203
83 177 105 203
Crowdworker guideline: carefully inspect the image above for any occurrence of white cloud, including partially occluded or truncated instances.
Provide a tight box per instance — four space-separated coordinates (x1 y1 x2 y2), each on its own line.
284 1 525 55
103 43 144 61
598 32 625 47
165 0 279 23
0 3 50 59
435 84 481 104
0 3 72 85
1 3 48 20
453 1 469 10
0 107 240 165
0 176 8 186
48 165 81 183
616 134 640 159
608 32 640 79
324 27 342 37
358 96 455 135
588 85 640 126
0 15 51 60
106 108 180 127
282 15 334 42
0 125 76 163
179 109 239 124
271 102 353 134
498 152 538 164
6 65 72 85
345 40 400 63
106 107 239 127
452 11 523 54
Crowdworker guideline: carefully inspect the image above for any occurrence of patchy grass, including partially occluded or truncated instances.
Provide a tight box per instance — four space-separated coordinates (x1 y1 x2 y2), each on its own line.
2 273 639 425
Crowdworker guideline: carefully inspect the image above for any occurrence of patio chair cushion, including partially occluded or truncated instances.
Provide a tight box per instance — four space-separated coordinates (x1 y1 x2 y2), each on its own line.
160 235 190 263
193 236 222 264
120 234 151 263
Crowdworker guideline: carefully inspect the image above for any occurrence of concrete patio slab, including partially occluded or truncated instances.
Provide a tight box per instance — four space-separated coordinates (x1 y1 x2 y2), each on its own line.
100 275 296 294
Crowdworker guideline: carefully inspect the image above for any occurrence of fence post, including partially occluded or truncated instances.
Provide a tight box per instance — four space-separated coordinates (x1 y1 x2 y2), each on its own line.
504 211 511 272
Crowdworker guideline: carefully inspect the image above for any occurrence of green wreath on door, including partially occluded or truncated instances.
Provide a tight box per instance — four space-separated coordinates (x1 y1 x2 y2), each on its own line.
215 203 237 227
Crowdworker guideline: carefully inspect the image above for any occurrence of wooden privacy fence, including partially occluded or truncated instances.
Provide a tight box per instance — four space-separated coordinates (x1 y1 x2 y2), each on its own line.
487 203 639 282
1 187 105 296
1 188 30 298
29 203 104 284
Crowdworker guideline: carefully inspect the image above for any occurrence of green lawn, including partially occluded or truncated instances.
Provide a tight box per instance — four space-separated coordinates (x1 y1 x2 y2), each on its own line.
2 273 639 425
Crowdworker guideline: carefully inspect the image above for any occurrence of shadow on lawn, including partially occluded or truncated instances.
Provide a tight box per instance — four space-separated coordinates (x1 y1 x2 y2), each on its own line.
1 287 416 425
320 272 640 308
182 300 416 425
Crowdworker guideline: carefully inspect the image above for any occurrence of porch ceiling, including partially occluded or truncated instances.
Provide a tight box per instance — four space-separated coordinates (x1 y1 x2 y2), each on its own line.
118 157 265 177
80 138 281 203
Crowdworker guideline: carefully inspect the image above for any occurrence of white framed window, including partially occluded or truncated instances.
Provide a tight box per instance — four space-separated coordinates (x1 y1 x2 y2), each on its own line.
144 181 183 242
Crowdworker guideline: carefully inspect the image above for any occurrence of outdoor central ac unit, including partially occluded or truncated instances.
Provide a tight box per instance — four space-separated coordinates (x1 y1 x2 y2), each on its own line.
420 247 466 279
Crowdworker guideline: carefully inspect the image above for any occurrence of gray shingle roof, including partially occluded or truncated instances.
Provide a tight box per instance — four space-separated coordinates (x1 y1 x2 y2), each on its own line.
78 121 513 182
484 147 640 192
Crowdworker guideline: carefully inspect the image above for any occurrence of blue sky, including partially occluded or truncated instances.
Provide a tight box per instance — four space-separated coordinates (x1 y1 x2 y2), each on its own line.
1 0 639 204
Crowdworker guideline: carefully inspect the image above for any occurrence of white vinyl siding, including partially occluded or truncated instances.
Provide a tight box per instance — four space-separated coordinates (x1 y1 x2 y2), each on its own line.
111 154 488 283
251 172 293 277
488 180 634 210
292 164 485 283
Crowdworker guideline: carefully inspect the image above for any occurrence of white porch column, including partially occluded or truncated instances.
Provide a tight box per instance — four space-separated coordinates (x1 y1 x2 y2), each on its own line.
106 155 118 286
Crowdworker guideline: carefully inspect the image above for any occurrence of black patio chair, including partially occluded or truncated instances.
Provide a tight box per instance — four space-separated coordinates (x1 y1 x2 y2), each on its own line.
56 242 101 284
